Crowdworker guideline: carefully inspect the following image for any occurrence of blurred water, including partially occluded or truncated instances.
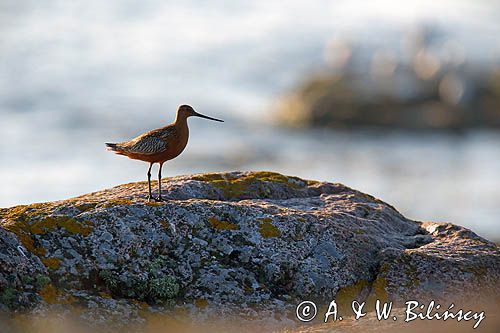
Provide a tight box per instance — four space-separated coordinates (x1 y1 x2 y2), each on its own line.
1 1 500 238
1 114 500 239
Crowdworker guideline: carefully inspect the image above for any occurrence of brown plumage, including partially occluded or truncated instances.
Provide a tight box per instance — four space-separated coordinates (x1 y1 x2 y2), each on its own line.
106 105 223 201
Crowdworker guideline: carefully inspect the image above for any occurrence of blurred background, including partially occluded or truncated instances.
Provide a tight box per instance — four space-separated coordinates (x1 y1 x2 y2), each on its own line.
0 0 499 239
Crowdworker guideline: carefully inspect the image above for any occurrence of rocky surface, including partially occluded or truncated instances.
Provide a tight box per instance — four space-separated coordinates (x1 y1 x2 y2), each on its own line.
0 171 499 329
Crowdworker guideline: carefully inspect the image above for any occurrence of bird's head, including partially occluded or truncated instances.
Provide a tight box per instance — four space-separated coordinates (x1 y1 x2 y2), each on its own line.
177 105 224 122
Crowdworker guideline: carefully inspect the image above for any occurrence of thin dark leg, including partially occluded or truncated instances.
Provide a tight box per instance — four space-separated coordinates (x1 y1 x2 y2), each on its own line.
147 163 153 201
157 162 164 201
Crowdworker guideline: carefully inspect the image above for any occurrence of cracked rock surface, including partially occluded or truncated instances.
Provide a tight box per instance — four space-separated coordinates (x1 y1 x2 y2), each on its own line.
0 171 498 326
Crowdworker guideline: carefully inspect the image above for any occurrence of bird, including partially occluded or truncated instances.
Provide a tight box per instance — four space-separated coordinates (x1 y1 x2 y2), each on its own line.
106 105 223 201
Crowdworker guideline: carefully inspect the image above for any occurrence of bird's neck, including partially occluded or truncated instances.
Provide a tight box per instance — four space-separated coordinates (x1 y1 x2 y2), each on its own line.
174 115 189 131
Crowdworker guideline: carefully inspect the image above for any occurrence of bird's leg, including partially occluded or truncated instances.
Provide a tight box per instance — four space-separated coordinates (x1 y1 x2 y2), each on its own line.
147 163 153 201
155 162 165 201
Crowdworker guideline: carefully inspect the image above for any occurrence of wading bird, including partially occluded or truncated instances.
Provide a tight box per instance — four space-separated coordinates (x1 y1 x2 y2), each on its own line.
106 105 223 201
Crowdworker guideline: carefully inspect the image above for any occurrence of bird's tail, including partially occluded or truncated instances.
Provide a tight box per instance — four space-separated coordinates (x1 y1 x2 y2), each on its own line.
105 142 119 151
105 143 126 155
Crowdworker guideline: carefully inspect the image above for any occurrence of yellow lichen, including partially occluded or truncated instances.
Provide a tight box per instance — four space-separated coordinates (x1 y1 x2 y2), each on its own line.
335 280 369 309
102 199 133 207
192 171 310 198
194 299 209 308
249 171 305 184
208 217 239 230
32 246 47 256
0 203 53 224
192 173 228 182
39 285 58 304
334 277 389 313
366 276 389 305
144 201 163 207
99 291 113 299
159 220 170 229
1 203 93 256
75 202 97 212
30 216 93 236
131 299 150 310
259 219 281 238
2 225 36 253
2 219 42 254
461 265 488 279
41 257 61 270
38 285 75 305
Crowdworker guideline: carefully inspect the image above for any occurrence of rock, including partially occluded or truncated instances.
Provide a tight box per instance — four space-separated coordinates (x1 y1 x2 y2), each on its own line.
274 32 500 131
0 171 498 328
0 228 50 311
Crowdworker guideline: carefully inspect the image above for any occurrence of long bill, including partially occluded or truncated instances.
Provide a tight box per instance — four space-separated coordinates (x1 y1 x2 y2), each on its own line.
194 112 224 122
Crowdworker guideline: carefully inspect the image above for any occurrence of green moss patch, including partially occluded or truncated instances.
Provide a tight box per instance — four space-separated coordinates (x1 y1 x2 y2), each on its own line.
148 276 179 300
99 269 179 303
0 288 20 310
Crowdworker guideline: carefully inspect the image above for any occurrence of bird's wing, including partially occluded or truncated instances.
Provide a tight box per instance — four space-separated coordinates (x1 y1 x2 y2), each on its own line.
120 130 170 155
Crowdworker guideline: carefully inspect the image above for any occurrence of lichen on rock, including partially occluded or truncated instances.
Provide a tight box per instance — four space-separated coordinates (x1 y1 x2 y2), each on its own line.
258 218 281 238
0 171 498 327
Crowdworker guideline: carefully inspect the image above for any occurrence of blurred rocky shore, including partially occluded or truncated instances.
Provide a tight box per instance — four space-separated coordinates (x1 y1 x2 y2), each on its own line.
277 26 500 130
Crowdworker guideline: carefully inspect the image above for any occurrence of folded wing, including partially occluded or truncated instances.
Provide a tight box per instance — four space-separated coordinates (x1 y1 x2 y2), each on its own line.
122 135 168 155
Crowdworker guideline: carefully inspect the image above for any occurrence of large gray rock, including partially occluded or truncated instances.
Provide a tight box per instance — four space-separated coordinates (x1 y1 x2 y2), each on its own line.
0 171 498 327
